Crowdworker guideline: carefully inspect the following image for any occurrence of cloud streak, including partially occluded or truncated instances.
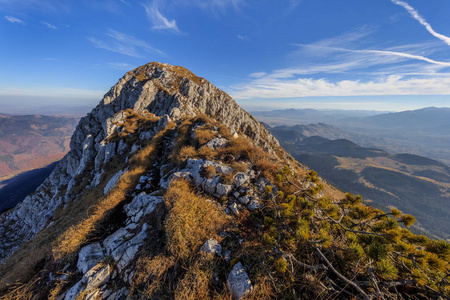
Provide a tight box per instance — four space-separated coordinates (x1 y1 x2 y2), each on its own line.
231 75 450 99
87 29 165 58
305 45 450 67
144 0 180 33
390 0 450 46
5 15 25 24
42 21 57 29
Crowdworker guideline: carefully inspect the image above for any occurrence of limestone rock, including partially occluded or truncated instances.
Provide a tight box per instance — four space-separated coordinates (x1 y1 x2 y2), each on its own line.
77 243 104 274
206 137 228 149
64 280 84 300
234 173 250 188
227 262 253 300
104 169 124 195
200 239 222 256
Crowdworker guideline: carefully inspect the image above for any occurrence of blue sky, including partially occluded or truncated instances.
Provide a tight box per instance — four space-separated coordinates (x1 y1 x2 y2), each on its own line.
1 0 450 113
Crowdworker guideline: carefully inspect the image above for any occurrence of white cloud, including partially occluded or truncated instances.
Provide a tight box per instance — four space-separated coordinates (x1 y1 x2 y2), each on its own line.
0 86 104 99
185 0 243 11
390 0 450 46
231 75 450 99
42 21 57 29
87 29 165 58
232 31 450 100
306 45 450 67
144 0 180 33
249 72 266 78
5 15 25 24
108 62 136 70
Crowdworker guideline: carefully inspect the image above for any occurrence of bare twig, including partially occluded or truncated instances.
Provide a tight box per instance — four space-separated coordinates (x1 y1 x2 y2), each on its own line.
313 243 370 300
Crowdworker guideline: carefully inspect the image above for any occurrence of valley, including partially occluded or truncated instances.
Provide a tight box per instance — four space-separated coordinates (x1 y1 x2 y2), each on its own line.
267 122 450 240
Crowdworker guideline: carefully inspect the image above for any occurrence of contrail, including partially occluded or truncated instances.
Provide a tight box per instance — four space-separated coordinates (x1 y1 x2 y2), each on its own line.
356 49 450 67
304 44 450 67
390 0 450 46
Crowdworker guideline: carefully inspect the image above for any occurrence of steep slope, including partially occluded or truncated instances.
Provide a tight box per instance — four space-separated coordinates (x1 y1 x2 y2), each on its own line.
0 63 448 300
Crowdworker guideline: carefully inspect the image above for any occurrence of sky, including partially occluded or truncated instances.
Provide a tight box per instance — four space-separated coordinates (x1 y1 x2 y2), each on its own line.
1 0 450 113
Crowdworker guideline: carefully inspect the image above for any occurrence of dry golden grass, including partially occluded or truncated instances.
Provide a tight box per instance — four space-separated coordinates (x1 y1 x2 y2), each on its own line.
202 165 217 179
48 280 65 300
198 146 216 160
220 137 253 160
195 127 216 145
131 254 176 298
0 280 37 300
164 178 228 260
174 254 215 300
179 146 197 161
231 161 248 173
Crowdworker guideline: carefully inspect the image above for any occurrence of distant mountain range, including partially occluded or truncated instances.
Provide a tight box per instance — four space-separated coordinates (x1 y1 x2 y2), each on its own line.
254 107 450 166
268 122 450 240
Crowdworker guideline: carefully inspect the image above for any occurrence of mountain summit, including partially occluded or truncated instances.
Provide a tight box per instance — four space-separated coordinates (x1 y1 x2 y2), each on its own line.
0 63 448 299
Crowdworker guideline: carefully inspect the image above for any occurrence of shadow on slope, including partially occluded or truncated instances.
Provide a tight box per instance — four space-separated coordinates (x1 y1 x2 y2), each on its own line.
0 161 58 213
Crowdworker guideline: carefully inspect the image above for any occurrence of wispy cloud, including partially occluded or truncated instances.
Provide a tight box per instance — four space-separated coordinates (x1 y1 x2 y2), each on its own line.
304 45 450 67
231 75 450 99
87 29 165 58
144 0 180 33
42 21 57 29
5 15 25 24
231 29 450 100
0 86 104 99
249 72 266 78
390 0 450 46
108 62 136 70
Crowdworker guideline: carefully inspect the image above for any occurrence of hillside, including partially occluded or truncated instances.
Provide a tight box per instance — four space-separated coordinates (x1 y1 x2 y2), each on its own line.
0 63 448 300
269 125 450 240
255 109 450 166
0 114 78 180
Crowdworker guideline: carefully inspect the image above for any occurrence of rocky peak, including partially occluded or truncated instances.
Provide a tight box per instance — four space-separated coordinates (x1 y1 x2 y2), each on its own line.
70 62 278 168
0 62 281 265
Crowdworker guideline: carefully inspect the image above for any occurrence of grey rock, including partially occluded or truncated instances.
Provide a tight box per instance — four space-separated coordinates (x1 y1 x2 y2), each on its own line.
238 196 250 205
112 224 148 271
206 137 228 149
234 173 250 188
102 228 130 255
227 262 253 300
104 169 124 195
77 243 104 274
124 193 163 223
106 287 128 300
200 239 222 256
248 199 262 210
64 280 84 300
216 183 233 197
85 265 113 291
228 203 239 216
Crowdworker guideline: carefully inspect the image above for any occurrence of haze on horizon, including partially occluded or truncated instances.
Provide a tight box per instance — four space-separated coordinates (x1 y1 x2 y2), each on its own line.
2 0 450 113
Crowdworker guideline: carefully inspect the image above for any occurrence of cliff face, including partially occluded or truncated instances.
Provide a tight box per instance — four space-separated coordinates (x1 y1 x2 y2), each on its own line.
0 63 448 300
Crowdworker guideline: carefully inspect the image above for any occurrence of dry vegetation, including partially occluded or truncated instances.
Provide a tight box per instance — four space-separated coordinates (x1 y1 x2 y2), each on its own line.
164 178 228 260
